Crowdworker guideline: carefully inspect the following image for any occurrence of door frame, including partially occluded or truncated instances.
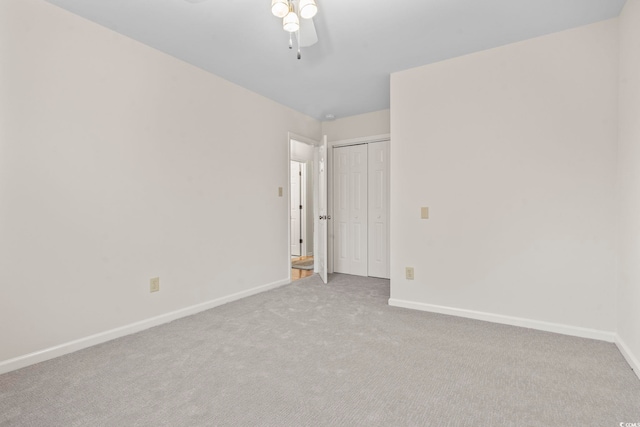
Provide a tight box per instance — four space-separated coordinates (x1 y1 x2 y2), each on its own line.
299 162 308 256
327 134 390 275
290 160 306 257
287 132 319 282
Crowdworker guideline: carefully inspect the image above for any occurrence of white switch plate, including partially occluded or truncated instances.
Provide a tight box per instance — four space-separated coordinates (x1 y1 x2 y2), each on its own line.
150 277 160 293
421 207 429 219
278 187 283 197
405 267 414 280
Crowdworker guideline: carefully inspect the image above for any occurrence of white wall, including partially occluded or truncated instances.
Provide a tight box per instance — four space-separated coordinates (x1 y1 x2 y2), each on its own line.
389 20 619 338
617 0 640 375
0 0 320 367
290 139 315 162
322 110 390 143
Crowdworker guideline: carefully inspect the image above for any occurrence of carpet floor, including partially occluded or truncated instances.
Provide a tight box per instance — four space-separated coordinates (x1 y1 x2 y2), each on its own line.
1 274 639 426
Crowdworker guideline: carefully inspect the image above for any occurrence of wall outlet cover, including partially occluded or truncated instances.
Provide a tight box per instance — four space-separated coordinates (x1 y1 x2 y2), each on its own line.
150 277 160 293
405 267 415 280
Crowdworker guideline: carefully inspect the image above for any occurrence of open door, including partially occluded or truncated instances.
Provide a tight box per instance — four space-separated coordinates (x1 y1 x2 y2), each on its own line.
313 135 328 283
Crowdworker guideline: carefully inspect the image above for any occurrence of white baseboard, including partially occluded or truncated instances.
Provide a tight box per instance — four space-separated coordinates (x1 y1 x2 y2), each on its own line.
0 278 291 375
388 298 616 343
615 334 640 381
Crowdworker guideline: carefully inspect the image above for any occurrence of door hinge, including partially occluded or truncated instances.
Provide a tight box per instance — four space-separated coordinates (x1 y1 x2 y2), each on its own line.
299 171 302 176
300 239 303 244
299 205 303 210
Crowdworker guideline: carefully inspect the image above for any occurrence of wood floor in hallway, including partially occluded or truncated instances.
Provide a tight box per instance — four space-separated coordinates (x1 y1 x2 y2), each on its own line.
291 256 314 281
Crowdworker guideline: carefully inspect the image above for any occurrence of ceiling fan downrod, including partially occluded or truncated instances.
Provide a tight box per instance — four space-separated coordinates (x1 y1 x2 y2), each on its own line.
272 0 318 60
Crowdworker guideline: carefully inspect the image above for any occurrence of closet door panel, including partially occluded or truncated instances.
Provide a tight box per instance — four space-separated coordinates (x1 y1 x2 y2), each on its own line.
334 148 350 273
368 141 390 279
333 144 368 277
350 144 368 276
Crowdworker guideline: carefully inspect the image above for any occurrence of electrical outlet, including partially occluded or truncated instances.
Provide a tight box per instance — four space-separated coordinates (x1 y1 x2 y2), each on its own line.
405 267 414 280
150 277 160 293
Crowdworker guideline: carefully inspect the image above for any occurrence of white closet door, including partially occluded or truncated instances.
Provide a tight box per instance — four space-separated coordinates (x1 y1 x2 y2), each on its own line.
368 141 390 279
334 148 350 273
333 144 368 276
350 145 368 276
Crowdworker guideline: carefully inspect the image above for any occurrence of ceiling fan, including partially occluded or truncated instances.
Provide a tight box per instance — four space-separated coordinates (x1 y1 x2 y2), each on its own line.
184 0 319 59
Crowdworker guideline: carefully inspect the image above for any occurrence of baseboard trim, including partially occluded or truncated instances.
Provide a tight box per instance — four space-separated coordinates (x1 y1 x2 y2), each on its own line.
615 334 640 381
0 278 291 375
388 298 615 343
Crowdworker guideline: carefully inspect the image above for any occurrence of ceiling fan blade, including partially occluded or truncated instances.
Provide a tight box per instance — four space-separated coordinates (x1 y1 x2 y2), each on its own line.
299 18 318 48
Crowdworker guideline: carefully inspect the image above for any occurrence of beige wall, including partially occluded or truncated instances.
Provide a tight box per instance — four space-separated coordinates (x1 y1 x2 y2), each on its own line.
0 0 320 365
390 20 619 338
322 110 390 143
617 0 640 375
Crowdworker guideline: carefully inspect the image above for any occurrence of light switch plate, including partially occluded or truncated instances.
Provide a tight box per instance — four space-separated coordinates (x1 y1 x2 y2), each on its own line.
150 277 160 293
421 207 429 219
278 187 283 197
405 267 414 280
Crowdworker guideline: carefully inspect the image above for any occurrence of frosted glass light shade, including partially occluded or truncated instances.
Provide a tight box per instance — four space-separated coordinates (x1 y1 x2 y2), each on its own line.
271 0 289 18
283 10 300 32
299 0 318 19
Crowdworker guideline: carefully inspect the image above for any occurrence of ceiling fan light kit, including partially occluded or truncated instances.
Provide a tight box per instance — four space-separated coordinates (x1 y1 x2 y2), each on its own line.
299 0 318 20
283 5 300 32
272 0 318 59
271 0 289 19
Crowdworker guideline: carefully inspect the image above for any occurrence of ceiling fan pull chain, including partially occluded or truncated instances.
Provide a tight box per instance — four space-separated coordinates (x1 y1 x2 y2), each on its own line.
296 30 301 59
289 32 293 49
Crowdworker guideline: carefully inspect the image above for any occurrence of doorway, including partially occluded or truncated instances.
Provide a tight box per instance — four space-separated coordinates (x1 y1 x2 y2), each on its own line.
290 137 315 281
288 134 329 283
290 159 314 281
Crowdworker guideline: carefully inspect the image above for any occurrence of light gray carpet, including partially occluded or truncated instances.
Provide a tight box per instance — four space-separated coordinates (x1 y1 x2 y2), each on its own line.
1 274 639 426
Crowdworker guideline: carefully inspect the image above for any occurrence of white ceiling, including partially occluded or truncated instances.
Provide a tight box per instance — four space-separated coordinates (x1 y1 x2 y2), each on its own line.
45 0 626 121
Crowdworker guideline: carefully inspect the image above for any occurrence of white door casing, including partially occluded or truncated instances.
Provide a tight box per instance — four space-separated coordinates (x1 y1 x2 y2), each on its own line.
367 141 390 279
